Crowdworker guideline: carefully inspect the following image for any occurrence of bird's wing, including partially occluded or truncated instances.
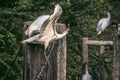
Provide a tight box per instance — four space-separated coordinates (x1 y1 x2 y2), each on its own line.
96 19 103 32
28 15 50 37
96 18 109 32
102 18 110 30
30 4 63 37
25 4 62 37
22 34 40 43
44 4 62 29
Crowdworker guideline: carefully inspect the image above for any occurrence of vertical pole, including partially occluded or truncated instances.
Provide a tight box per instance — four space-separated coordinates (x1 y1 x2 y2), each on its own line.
98 46 105 80
119 36 120 80
82 38 88 76
113 23 120 80
118 25 120 80
23 21 33 80
82 38 88 64
57 37 66 80
56 24 66 80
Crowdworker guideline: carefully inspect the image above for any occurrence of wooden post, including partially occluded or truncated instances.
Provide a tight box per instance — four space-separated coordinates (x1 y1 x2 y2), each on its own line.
23 22 67 80
82 38 88 64
98 46 105 80
82 38 88 77
118 24 120 79
113 23 120 80
82 38 114 80
82 38 113 64
56 23 66 80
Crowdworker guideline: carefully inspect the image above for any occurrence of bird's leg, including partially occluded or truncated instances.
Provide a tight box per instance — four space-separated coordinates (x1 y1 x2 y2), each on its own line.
36 42 53 80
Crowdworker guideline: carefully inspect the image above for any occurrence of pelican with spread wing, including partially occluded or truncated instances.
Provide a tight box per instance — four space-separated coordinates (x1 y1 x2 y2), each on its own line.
23 4 69 49
22 4 69 66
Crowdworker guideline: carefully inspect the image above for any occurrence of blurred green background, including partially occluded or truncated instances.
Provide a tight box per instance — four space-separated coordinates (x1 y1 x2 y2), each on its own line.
0 0 120 80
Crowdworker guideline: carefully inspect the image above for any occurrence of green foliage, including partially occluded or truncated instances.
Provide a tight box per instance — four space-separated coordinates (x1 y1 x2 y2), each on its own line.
0 0 120 80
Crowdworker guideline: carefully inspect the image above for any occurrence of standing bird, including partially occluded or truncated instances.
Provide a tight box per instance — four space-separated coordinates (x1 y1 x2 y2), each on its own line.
22 4 69 67
96 11 111 35
82 63 92 80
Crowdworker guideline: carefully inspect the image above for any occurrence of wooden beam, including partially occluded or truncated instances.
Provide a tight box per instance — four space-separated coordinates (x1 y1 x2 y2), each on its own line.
87 40 113 46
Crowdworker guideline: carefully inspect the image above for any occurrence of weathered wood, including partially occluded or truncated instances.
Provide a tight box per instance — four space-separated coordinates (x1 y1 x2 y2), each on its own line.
98 46 105 80
87 40 113 46
119 36 120 80
82 38 88 64
57 36 66 80
113 24 120 80
118 24 120 80
82 38 113 63
23 22 67 80
82 37 117 80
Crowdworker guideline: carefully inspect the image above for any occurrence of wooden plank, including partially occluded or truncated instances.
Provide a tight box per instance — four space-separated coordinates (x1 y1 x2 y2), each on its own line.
87 40 113 46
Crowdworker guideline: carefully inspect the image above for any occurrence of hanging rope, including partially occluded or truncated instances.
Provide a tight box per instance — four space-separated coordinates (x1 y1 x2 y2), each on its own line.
35 42 56 80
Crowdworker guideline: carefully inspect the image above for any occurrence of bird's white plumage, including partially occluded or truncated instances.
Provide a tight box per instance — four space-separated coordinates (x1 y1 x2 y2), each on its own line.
96 18 110 34
82 73 92 80
82 64 92 80
22 4 69 46
22 4 69 71
25 15 50 37
96 11 111 35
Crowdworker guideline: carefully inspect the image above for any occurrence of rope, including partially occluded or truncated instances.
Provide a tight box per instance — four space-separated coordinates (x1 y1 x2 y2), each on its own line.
35 42 56 80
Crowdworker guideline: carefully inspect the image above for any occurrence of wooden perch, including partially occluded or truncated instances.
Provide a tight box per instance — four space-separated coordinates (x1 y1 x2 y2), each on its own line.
23 22 67 80
82 38 113 64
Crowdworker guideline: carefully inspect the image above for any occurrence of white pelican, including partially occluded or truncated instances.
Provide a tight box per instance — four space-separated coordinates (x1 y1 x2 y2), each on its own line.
23 4 69 49
82 64 92 80
96 11 111 35
22 4 69 66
